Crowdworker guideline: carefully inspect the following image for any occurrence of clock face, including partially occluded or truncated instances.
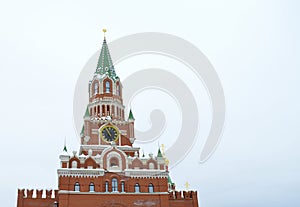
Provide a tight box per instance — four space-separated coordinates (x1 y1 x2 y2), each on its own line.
100 125 119 143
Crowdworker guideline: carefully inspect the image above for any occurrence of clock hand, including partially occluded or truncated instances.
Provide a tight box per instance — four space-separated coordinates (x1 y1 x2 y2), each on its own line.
105 128 111 136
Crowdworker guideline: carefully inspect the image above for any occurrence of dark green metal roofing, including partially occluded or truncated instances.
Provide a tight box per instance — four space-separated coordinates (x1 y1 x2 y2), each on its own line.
128 109 135 121
63 145 67 152
95 37 119 81
157 148 163 158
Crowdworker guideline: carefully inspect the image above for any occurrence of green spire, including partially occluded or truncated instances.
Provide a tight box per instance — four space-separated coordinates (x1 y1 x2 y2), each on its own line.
157 148 163 158
63 138 67 152
84 107 90 118
128 109 135 121
63 145 67 152
95 33 119 80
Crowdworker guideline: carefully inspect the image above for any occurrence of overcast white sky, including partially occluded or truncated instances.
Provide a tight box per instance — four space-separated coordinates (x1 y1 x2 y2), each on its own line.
0 0 299 207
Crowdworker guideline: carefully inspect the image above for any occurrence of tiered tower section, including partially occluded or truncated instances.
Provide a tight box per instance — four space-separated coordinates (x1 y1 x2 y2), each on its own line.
80 35 136 157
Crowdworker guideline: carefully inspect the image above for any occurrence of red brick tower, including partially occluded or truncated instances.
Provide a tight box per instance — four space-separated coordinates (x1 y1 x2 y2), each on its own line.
17 31 199 207
79 30 136 155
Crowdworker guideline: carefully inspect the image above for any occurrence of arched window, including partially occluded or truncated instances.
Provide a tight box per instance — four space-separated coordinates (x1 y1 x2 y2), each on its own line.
107 105 110 116
148 183 154 193
149 162 155 169
105 181 109 192
72 160 77 168
134 183 140 193
105 81 110 93
116 85 120 96
89 183 95 192
102 105 105 116
74 182 80 192
94 82 98 95
112 105 115 116
121 181 125 192
112 178 118 192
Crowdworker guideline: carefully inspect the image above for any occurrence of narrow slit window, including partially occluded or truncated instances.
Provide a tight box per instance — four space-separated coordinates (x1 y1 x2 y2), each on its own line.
94 82 98 95
121 181 125 192
105 181 109 192
112 178 118 192
116 85 120 96
106 81 110 93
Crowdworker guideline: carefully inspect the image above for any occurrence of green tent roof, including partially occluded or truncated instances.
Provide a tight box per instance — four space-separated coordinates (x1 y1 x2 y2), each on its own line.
63 145 67 152
157 148 163 158
128 109 135 120
95 37 119 81
62 138 68 152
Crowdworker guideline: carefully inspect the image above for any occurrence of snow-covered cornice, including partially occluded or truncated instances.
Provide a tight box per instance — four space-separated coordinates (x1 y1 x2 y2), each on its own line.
57 168 105 177
80 145 140 152
124 169 168 178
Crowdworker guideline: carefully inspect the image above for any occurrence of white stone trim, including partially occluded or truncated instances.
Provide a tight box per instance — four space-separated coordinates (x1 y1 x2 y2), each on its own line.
107 151 122 171
120 130 127 135
117 146 140 151
58 190 168 195
124 169 168 178
57 169 105 177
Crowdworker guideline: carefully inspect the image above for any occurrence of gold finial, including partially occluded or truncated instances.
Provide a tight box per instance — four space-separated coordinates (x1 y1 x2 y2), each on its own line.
161 144 166 157
165 158 169 165
102 29 107 38
185 182 190 191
